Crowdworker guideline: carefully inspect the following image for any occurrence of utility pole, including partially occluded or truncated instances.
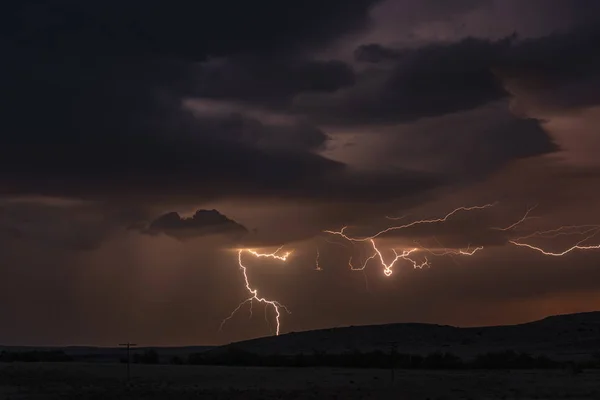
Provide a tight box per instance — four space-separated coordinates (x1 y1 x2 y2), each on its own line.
119 342 137 382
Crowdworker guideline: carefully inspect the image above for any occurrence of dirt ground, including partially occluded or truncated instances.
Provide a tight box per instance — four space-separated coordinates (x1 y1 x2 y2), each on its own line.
1 363 599 399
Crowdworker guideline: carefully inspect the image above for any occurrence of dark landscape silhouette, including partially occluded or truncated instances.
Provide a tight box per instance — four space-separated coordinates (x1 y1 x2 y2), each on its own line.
3 312 600 399
3 311 600 368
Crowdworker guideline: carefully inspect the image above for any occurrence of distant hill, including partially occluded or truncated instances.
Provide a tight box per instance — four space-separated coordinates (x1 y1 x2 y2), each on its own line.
210 312 600 361
3 312 600 364
0 345 213 363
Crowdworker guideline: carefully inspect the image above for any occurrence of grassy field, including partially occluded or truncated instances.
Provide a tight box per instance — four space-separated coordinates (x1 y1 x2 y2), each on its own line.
1 362 600 399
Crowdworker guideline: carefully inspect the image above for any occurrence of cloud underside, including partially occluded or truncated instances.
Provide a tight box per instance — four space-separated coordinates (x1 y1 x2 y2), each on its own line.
144 209 248 241
3 1 599 205
0 0 597 247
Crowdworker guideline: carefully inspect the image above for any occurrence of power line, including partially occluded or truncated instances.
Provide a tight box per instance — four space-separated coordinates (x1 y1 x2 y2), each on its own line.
119 342 137 382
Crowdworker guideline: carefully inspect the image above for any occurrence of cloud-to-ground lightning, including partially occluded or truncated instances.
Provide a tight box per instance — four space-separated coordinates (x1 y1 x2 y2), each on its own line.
221 248 291 336
223 202 600 338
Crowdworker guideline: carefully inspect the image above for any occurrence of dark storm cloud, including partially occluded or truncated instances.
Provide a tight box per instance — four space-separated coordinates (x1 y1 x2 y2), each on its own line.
503 0 600 34
298 20 600 125
192 56 356 108
377 103 558 179
353 43 405 63
143 209 248 241
294 35 516 124
0 48 441 203
0 0 389 202
3 0 381 59
361 0 600 45
182 111 330 153
0 89 343 201
0 97 441 203
3 0 594 204
498 24 600 113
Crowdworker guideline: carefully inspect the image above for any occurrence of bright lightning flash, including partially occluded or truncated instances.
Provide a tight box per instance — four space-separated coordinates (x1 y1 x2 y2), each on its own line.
348 239 427 276
325 203 496 242
327 204 494 276
509 225 600 256
220 248 291 336
222 203 600 338
246 246 292 261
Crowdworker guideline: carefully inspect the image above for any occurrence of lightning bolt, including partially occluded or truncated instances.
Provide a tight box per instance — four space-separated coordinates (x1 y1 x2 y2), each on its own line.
513 225 600 240
491 204 539 231
221 201 600 339
385 213 411 221
418 244 484 257
221 248 291 336
510 238 600 256
219 298 253 332
348 253 378 271
368 239 426 277
498 202 600 256
326 203 494 276
325 203 496 242
315 247 323 271
509 226 600 256
246 246 292 261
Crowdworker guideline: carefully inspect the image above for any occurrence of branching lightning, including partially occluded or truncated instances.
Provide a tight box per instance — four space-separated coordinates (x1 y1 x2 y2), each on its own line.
246 246 292 261
509 226 600 256
324 203 497 242
500 208 600 256
491 204 539 231
509 238 600 256
325 203 495 276
220 248 291 336
363 239 427 277
513 225 600 240
419 244 484 257
221 202 600 338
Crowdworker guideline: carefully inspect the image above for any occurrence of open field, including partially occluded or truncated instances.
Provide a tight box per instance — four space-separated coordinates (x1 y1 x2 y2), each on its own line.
3 313 600 399
1 362 600 399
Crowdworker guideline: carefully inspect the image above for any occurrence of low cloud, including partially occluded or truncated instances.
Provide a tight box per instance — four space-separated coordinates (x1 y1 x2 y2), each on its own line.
295 36 515 124
298 24 600 126
0 0 381 205
498 24 600 117
143 209 249 241
191 56 356 108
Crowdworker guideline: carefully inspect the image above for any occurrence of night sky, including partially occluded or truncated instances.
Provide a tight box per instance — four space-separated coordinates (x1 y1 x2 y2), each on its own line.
2 0 600 347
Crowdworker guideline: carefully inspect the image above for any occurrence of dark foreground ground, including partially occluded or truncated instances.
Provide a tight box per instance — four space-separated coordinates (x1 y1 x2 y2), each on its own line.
2 363 600 399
